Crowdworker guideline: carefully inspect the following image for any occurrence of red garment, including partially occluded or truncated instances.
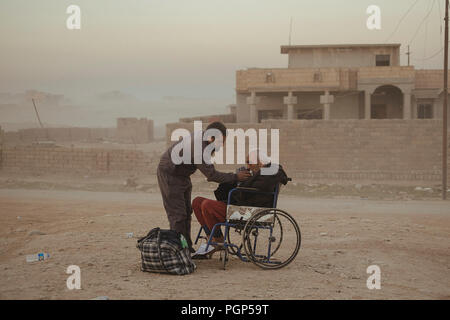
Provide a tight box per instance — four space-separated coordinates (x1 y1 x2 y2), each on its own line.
192 197 227 234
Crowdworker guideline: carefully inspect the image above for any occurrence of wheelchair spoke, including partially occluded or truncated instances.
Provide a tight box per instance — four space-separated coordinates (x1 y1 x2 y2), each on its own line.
242 209 301 270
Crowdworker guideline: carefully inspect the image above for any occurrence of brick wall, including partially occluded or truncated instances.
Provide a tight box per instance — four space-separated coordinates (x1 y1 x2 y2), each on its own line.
3 118 155 145
166 119 450 182
0 145 158 176
1 120 448 181
179 114 236 124
3 127 116 144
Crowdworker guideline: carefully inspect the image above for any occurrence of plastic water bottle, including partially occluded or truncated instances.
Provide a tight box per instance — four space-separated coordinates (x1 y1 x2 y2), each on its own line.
91 296 109 300
26 253 50 263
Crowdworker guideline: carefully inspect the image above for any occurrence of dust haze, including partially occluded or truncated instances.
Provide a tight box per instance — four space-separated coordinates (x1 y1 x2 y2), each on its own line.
0 90 230 138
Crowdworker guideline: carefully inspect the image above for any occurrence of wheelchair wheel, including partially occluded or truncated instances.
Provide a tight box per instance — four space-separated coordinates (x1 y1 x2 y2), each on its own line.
242 209 301 270
236 215 283 257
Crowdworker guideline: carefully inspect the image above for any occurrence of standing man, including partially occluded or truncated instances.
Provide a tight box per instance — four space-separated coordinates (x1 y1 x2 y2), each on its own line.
157 122 250 252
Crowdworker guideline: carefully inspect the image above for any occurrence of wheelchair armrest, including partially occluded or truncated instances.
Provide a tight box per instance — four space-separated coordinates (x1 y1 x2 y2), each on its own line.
235 187 260 192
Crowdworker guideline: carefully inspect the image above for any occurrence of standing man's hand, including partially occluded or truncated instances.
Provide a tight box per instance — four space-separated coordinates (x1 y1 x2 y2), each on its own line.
237 170 251 182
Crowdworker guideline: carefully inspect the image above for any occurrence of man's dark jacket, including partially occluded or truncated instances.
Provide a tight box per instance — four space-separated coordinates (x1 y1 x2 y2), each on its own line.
214 164 289 208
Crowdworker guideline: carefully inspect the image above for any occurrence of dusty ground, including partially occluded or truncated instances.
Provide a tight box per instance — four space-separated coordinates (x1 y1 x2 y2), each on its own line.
0 185 449 300
0 172 448 201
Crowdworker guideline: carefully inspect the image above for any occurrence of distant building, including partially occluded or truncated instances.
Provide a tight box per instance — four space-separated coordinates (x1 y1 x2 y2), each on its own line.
116 118 154 144
235 43 449 122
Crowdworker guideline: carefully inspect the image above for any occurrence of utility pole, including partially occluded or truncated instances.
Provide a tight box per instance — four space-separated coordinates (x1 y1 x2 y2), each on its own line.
32 98 44 129
443 0 449 200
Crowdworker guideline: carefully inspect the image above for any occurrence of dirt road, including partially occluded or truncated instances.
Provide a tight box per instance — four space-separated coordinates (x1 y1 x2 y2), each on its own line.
0 188 449 300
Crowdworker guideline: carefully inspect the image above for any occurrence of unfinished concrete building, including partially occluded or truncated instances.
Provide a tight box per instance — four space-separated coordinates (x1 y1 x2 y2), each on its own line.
115 118 154 144
236 44 450 123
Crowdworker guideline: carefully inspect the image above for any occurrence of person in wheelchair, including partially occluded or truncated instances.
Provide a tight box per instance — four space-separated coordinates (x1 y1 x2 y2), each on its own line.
192 149 288 258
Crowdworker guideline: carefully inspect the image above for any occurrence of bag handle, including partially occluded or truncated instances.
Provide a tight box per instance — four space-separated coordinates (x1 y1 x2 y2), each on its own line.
137 227 159 244
156 229 170 273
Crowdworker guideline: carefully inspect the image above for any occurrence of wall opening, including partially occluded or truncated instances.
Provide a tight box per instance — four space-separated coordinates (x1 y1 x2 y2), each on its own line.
372 85 403 119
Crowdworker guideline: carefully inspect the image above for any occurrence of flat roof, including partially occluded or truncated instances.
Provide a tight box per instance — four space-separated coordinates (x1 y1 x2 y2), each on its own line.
281 43 401 54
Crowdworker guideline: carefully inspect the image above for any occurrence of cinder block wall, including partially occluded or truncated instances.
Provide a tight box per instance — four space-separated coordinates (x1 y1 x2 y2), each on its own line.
166 120 450 182
179 114 236 124
1 120 448 181
3 127 116 144
0 146 158 176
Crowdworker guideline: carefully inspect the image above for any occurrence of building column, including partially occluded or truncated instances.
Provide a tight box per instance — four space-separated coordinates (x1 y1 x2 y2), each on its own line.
432 99 437 119
246 91 260 123
364 90 372 120
403 91 412 120
283 91 298 120
320 90 334 120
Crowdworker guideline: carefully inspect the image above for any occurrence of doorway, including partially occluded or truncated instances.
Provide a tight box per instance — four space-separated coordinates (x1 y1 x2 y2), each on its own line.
371 104 387 119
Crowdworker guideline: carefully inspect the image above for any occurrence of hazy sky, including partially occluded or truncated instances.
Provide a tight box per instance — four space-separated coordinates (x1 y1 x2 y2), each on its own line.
0 0 444 125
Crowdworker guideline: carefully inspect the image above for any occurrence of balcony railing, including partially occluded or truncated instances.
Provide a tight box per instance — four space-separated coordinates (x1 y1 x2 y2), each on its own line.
236 66 427 93
357 66 415 82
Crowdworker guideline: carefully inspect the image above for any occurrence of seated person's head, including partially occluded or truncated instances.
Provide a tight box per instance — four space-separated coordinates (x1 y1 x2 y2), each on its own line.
246 149 270 174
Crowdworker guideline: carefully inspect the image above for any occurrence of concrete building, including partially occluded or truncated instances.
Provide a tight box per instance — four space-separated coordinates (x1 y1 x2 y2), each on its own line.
235 44 450 123
116 117 154 144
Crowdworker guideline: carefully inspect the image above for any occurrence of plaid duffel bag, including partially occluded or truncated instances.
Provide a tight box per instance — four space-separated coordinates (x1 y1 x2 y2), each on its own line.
136 227 196 275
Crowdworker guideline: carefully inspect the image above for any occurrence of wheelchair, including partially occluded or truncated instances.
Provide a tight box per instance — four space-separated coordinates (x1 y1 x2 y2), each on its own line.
194 179 301 270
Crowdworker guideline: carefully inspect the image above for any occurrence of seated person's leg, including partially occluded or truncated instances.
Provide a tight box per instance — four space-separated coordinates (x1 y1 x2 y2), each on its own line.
201 199 227 242
192 197 211 235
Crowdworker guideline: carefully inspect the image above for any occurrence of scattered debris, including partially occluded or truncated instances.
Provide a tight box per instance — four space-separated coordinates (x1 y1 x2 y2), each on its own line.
320 232 328 237
124 177 138 188
26 253 50 262
125 232 134 239
28 230 46 236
